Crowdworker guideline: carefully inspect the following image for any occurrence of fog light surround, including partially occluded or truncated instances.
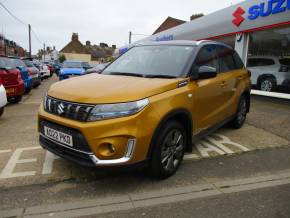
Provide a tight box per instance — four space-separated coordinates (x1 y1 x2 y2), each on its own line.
90 138 137 165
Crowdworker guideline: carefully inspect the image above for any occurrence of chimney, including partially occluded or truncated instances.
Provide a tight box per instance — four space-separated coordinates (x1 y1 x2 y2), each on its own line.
190 14 204 21
100 43 108 48
86 41 91 46
112 45 116 49
72 33 79 41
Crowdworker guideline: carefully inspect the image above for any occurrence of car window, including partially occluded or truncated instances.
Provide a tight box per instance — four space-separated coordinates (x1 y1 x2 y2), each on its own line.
0 57 16 70
247 58 275 67
11 58 26 68
217 46 236 73
193 45 218 74
279 58 290 66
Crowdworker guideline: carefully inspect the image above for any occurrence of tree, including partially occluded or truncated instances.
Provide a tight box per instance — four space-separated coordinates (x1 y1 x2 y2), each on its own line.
58 54 66 63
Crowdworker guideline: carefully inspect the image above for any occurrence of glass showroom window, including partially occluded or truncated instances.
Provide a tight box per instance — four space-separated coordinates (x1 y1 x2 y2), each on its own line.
248 26 290 95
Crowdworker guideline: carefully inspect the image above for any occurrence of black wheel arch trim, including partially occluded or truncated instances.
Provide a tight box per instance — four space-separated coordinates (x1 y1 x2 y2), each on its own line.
147 108 193 159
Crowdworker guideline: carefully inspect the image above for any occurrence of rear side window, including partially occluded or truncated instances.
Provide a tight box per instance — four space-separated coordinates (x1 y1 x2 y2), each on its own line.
193 45 218 73
247 58 275 67
279 58 290 66
217 46 237 73
0 57 16 70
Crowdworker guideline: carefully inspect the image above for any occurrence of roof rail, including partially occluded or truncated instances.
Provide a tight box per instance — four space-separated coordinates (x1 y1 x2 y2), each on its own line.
196 40 213 45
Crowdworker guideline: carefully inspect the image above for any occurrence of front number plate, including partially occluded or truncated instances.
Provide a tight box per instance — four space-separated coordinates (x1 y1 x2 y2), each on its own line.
44 126 73 147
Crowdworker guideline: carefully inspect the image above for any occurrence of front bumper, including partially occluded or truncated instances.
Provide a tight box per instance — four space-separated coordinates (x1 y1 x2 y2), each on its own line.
38 103 160 166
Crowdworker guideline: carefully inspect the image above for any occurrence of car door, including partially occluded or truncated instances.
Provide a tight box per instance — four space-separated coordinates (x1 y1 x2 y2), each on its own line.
216 45 244 118
191 45 228 132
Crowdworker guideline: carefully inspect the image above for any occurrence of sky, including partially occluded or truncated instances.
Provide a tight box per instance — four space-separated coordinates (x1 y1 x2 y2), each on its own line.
0 0 243 54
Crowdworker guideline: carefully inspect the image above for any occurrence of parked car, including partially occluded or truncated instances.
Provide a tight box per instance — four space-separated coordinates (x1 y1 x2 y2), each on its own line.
85 63 110 74
0 78 7 117
0 55 25 103
10 57 33 93
22 58 41 88
43 62 54 76
53 63 62 76
59 60 91 80
247 56 290 92
40 64 50 79
39 41 251 179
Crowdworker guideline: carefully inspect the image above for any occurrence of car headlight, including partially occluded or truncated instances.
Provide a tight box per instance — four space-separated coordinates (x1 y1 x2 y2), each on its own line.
87 98 149 121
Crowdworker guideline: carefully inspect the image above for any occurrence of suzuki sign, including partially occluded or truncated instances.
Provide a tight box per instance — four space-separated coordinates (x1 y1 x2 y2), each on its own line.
233 0 290 27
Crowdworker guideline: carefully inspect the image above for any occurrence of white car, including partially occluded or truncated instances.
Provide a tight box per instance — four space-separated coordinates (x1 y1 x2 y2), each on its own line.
40 64 50 79
247 56 290 92
0 83 8 117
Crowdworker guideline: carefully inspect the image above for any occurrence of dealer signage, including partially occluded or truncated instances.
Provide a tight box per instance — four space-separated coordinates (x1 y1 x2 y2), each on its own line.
233 0 290 27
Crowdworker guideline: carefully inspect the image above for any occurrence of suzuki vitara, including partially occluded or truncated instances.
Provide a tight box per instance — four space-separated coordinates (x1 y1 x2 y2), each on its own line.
39 41 251 178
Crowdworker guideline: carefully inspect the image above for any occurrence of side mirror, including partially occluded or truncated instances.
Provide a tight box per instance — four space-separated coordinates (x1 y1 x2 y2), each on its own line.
198 66 217 79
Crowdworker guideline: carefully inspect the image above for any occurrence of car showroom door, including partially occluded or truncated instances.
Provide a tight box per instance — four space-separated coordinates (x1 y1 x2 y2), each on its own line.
192 44 228 132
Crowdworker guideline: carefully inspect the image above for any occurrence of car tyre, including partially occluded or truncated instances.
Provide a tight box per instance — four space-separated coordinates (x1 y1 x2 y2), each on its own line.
229 95 247 129
0 107 4 117
8 95 22 104
259 77 276 92
149 121 186 179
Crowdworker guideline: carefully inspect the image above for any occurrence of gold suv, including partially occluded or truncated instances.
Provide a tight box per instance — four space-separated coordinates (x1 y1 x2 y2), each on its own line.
39 41 251 178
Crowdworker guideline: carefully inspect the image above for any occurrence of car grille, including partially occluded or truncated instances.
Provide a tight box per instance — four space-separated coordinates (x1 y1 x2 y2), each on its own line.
44 96 94 122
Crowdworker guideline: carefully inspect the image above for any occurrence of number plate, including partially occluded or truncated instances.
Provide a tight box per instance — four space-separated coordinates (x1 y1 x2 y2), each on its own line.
6 88 14 94
44 126 73 147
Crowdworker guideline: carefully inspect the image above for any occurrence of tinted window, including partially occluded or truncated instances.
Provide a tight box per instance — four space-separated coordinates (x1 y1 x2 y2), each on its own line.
22 59 34 67
0 57 16 70
193 45 218 74
217 46 236 73
279 58 290 66
104 45 195 77
247 58 275 67
82 62 90 68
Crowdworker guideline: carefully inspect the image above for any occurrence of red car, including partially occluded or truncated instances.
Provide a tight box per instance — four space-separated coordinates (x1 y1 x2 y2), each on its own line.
0 55 25 103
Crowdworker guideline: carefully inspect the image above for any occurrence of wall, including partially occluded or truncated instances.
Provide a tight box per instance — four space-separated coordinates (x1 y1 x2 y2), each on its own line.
61 53 91 62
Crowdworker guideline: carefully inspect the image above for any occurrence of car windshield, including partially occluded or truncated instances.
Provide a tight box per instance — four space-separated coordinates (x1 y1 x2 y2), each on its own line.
0 57 16 70
63 62 82 68
23 59 35 67
11 58 26 68
103 45 195 78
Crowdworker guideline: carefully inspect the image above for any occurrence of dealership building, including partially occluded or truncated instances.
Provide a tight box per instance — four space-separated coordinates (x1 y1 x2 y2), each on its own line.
121 0 290 98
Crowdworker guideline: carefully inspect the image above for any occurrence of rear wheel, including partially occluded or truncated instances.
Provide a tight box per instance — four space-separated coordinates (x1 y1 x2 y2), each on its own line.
0 107 4 117
8 95 22 104
229 95 247 129
149 121 186 179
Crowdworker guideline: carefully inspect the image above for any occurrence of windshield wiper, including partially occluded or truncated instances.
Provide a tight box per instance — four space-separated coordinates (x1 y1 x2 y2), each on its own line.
109 72 144 77
144 74 177 79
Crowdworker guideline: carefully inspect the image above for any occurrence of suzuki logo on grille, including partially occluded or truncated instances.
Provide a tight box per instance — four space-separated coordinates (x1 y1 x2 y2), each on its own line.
57 103 65 115
232 7 245 27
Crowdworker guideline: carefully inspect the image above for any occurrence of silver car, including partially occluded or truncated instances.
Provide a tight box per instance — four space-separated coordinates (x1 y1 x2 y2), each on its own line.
247 56 290 92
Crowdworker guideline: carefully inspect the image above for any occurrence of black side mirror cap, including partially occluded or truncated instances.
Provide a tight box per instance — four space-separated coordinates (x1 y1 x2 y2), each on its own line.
198 66 217 79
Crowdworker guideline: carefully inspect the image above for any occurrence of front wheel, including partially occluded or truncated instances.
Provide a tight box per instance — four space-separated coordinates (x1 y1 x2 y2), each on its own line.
229 95 247 129
149 121 186 179
260 77 276 92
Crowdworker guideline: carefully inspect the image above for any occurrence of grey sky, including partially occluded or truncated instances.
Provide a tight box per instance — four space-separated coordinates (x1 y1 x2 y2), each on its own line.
0 0 243 54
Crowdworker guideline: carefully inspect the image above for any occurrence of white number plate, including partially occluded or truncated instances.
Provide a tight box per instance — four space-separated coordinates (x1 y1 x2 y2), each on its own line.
44 126 73 147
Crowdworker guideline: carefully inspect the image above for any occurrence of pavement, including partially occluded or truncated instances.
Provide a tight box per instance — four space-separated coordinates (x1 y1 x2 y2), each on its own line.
0 75 290 217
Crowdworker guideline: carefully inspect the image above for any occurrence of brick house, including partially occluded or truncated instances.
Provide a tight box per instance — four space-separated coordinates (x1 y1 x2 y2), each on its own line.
153 14 204 35
60 33 116 62
0 34 26 57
